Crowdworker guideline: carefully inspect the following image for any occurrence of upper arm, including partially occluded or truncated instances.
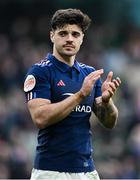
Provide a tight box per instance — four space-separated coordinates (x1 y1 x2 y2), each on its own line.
27 98 51 126
24 65 51 127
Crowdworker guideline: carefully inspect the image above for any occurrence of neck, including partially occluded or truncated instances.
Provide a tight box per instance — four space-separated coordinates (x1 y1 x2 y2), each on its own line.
53 50 75 67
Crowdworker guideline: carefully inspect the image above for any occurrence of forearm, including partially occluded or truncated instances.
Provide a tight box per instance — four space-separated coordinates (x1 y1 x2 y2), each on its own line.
29 69 104 129
93 96 118 129
32 91 84 128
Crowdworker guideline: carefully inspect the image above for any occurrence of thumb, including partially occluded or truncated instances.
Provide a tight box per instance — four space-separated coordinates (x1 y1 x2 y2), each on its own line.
106 71 113 82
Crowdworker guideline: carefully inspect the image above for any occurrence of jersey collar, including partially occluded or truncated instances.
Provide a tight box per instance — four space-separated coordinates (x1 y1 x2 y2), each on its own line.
47 53 80 73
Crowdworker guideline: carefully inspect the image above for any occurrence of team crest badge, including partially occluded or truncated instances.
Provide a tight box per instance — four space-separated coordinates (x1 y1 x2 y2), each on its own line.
24 75 36 92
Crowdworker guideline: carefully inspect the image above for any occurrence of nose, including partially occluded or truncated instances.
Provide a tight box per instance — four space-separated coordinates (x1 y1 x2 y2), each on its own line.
66 33 73 42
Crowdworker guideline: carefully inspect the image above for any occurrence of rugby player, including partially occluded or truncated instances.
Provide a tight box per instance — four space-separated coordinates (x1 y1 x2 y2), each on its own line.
24 8 121 180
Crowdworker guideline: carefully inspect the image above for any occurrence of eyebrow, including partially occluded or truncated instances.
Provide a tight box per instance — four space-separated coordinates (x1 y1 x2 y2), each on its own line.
58 30 81 34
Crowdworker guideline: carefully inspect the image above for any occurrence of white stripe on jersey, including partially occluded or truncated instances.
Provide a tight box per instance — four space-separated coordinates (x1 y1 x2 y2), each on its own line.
27 93 30 101
30 92 33 100
27 92 33 100
35 60 50 67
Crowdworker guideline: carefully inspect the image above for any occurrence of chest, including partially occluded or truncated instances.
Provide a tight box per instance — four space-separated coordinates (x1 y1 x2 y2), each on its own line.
50 69 95 106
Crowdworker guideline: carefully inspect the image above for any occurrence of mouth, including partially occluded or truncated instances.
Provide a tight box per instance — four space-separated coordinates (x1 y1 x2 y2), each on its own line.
63 45 75 49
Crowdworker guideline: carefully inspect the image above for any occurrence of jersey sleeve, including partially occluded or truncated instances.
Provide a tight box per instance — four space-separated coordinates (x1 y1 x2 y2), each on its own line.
24 65 51 102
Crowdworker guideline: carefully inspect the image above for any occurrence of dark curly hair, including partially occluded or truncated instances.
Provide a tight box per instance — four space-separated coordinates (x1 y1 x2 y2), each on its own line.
50 8 91 33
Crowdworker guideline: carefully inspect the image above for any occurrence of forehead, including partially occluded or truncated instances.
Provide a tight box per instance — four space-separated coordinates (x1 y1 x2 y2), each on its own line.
56 24 82 33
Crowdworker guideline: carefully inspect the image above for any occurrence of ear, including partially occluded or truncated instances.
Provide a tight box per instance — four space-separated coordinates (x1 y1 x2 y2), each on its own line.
50 31 54 43
80 34 84 45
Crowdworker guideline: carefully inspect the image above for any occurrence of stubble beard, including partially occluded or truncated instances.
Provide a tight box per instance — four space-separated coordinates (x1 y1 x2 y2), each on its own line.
59 48 77 58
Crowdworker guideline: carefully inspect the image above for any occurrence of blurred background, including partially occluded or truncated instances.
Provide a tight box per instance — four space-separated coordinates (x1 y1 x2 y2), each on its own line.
0 0 140 179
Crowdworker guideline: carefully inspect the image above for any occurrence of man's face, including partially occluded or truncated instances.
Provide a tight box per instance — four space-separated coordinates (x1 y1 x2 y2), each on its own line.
50 24 84 57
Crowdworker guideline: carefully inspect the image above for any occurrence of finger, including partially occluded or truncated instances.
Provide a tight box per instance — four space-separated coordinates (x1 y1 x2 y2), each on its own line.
116 77 121 84
112 79 120 88
88 69 104 79
113 77 121 88
109 82 116 92
106 71 113 82
108 88 114 96
103 89 114 99
91 75 101 82
89 71 104 81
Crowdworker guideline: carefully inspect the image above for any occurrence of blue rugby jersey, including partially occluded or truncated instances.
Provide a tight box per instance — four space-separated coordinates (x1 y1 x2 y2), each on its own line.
24 53 102 173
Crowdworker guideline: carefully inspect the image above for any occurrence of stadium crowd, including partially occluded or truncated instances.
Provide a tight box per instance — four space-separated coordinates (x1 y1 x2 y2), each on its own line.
0 1 140 179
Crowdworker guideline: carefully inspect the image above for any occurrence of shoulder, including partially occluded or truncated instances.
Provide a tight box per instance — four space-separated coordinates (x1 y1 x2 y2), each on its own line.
26 57 53 77
77 62 96 74
78 62 102 86
35 57 52 68
24 59 53 92
24 58 52 92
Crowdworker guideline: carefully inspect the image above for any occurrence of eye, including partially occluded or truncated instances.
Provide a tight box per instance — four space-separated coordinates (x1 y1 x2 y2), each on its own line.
58 31 67 37
72 32 81 38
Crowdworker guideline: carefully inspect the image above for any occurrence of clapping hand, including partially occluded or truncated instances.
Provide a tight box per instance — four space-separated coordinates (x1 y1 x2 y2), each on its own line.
101 71 121 103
